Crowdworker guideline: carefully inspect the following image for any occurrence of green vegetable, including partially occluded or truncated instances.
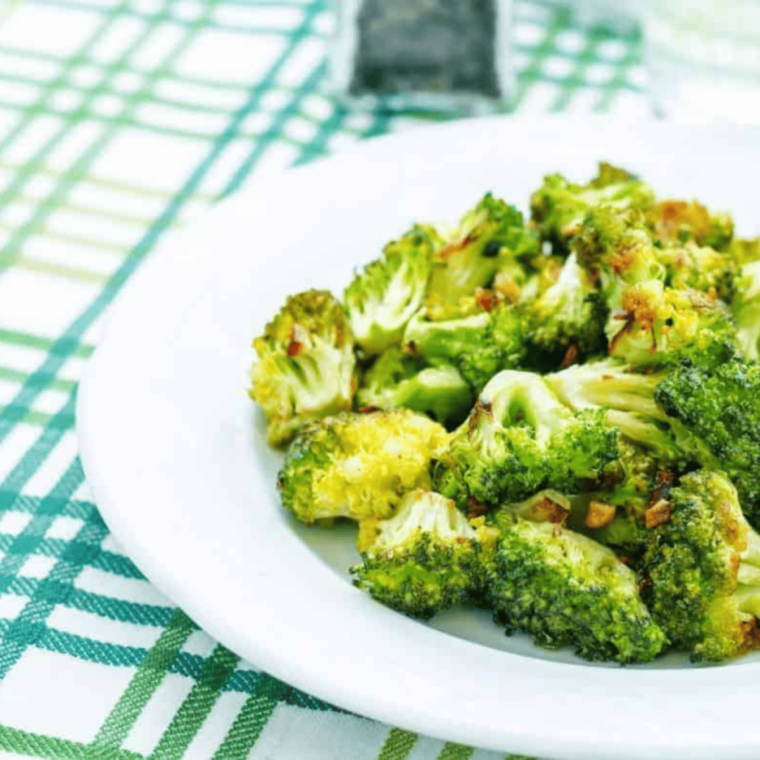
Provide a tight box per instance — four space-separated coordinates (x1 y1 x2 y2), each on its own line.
250 162 760 664
344 225 441 355
279 409 448 524
546 358 707 465
433 370 620 510
732 259 760 361
642 470 760 662
646 199 734 251
531 162 655 252
487 515 666 663
351 490 495 619
523 252 607 359
404 301 525 393
250 290 356 447
356 347 473 428
426 194 539 320
605 281 738 369
655 357 760 530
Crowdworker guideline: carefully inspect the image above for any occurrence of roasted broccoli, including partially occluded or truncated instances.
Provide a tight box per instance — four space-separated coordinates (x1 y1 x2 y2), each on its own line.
433 370 620 510
531 162 656 252
278 409 448 524
729 236 760 266
523 252 607 360
572 205 738 367
606 282 738 369
655 357 760 530
572 206 665 303
250 290 356 447
343 225 440 355
351 490 495 619
404 302 525 393
426 194 539 320
732 259 760 362
546 359 706 465
568 440 662 557
641 470 760 661
486 515 666 663
356 347 473 428
656 242 737 303
646 200 734 251
513 254 565 305
255 163 760 667
549 355 760 528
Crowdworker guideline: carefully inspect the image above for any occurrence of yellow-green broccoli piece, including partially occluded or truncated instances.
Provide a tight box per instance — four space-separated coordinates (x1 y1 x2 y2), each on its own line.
531 162 655 252
573 205 666 306
732 259 760 362
646 200 734 251
356 346 473 429
344 225 441 355
278 409 448 524
606 281 738 369
250 290 356 447
426 194 539 320
523 252 607 360
572 205 738 368
656 242 737 303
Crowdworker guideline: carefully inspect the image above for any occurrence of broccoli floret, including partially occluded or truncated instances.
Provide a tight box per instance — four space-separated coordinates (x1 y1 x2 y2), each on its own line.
278 409 449 524
546 359 707 465
344 225 440 355
486 516 666 663
581 201 737 318
404 302 525 393
606 282 738 369
577 445 681 567
546 359 663 423
550 356 760 526
646 200 734 251
426 194 539 320
356 347 473 428
570 206 738 368
656 242 737 303
250 290 357 447
433 371 620 510
524 252 607 359
351 490 495 619
641 470 760 661
573 206 666 305
513 254 564 304
655 357 760 530
531 163 656 252
732 260 760 362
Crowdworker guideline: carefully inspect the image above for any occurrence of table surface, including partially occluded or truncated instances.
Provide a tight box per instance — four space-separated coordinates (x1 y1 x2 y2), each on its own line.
0 2 645 758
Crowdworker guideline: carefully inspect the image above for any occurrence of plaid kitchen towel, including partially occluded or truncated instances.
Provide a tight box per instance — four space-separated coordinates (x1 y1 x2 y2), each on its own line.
0 1 645 757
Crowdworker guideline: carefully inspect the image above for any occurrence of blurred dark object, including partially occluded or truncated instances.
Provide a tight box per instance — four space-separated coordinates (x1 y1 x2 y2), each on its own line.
351 0 500 97
329 0 513 112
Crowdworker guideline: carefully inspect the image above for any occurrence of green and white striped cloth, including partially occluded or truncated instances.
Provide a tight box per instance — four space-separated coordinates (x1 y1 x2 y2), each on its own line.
0 2 645 758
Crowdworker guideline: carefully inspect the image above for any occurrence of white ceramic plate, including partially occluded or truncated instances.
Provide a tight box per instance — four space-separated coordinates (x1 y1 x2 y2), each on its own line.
77 118 760 760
